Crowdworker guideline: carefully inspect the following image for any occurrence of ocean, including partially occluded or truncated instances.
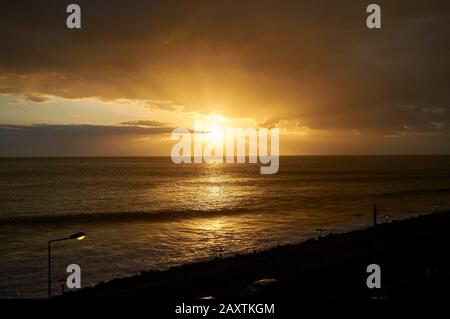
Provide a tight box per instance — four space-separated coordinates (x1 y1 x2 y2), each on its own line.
1 156 449 298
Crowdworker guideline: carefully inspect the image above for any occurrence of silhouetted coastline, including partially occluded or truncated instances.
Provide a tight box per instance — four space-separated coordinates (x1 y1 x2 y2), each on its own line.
58 211 450 300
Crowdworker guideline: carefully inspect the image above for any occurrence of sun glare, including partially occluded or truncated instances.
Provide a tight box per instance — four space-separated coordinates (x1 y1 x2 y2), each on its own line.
205 124 225 145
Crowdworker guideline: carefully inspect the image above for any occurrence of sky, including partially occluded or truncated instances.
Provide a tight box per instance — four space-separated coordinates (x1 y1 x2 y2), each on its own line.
0 0 449 156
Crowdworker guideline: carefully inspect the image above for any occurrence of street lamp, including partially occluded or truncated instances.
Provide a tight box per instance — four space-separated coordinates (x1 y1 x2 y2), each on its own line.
48 232 86 299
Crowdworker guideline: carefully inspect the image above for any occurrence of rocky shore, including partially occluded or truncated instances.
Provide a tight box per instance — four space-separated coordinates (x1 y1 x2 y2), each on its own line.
59 211 450 300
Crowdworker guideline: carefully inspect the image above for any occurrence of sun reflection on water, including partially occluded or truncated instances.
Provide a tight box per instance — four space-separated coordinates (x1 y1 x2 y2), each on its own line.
195 217 226 231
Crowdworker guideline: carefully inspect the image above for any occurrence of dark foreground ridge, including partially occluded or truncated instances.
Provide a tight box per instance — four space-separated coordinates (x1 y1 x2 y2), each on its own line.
59 211 450 300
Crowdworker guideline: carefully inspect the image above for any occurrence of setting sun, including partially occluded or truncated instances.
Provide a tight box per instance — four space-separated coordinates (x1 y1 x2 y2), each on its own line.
204 124 225 145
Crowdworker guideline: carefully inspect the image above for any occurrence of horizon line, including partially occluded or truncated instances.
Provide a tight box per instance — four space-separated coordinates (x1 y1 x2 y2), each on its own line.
1 154 450 158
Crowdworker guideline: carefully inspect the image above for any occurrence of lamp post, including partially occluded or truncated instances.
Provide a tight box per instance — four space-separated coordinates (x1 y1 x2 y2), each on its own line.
48 232 86 300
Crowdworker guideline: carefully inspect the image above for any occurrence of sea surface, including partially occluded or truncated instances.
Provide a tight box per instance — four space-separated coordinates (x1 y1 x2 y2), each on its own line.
1 156 449 298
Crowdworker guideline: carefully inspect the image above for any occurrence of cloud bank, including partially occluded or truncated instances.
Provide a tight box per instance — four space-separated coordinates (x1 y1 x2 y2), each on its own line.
0 0 449 154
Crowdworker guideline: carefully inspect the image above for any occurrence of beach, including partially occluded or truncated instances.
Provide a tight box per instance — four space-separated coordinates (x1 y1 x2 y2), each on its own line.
58 211 450 300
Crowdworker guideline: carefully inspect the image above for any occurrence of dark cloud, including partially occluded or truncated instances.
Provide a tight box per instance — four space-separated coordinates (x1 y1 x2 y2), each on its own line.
0 123 174 156
0 0 449 147
119 120 173 127
24 93 51 103
0 123 174 136
0 87 51 103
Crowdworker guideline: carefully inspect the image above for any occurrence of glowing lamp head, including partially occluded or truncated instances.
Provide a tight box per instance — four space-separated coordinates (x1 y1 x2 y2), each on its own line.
70 232 86 241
